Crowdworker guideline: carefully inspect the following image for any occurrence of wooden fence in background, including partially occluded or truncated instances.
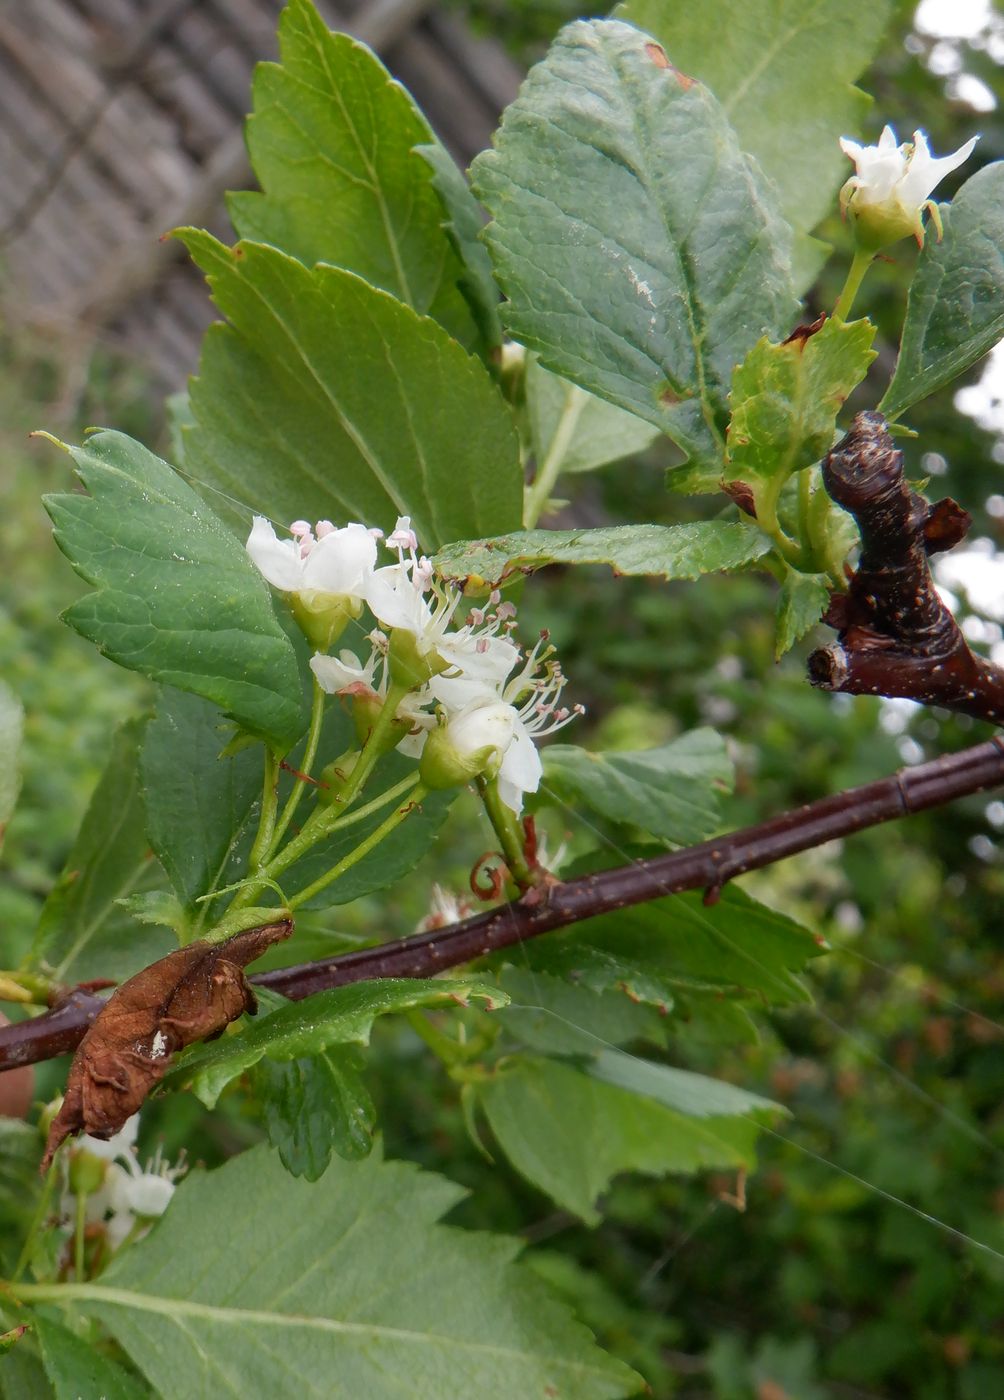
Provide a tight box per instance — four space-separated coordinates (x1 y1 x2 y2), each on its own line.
0 0 520 388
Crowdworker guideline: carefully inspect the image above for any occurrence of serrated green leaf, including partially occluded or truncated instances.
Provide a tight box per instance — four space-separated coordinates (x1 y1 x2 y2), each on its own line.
478 1055 763 1225
34 1314 149 1400
258 1045 375 1179
587 1047 783 1120
32 720 172 983
881 163 1004 420
527 880 823 1008
416 140 503 350
228 0 477 348
499 967 668 1057
473 20 797 469
116 890 187 933
542 728 733 846
44 1146 639 1399
616 0 892 289
525 355 660 482
0 680 24 851
434 522 771 591
44 432 304 750
775 569 830 659
724 318 877 495
180 233 521 550
173 977 507 1109
140 690 262 937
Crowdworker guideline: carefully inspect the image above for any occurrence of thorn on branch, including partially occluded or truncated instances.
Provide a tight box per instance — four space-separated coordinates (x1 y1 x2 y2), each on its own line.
808 411 1004 724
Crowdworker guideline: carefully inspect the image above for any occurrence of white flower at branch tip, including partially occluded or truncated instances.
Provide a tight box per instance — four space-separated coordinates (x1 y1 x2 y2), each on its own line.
247 516 380 650
78 1113 139 1161
310 635 436 758
839 124 978 248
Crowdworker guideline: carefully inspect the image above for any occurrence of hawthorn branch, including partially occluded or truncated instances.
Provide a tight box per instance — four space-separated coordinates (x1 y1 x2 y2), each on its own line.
4 736 1003 1071
808 410 1004 722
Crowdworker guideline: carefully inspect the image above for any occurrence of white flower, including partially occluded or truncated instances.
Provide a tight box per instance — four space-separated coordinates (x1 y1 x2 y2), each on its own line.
247 517 377 597
310 635 436 758
430 635 584 814
247 516 379 650
839 125 978 247
108 1145 185 1219
78 1114 139 1161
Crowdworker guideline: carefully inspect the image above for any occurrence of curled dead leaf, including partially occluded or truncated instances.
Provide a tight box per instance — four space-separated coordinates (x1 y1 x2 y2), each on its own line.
41 920 292 1171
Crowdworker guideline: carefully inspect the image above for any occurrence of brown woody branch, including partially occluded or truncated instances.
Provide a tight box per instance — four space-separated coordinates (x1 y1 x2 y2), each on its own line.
808 411 1004 722
4 737 1003 1071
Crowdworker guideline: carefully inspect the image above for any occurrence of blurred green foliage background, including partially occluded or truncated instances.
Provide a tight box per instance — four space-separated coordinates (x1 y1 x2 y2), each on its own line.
2 0 1004 1394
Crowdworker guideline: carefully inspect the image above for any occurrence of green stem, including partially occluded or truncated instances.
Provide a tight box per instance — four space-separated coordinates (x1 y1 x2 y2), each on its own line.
287 783 428 911
230 683 412 910
13 1163 58 1282
406 1009 466 1066
523 384 587 527
74 1192 87 1282
268 681 326 857
477 776 532 888
754 479 802 568
833 248 873 323
266 773 421 884
226 748 281 916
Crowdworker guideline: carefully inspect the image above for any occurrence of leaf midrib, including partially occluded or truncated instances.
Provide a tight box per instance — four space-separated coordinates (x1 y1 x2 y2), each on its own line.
35 1283 619 1380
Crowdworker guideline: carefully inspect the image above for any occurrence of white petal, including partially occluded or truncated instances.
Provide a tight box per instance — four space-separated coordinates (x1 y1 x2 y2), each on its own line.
447 699 517 760
246 517 304 591
80 1114 140 1162
430 672 499 713
110 1169 176 1218
899 131 978 207
497 722 542 811
436 632 520 684
302 523 377 597
310 650 372 694
365 565 432 634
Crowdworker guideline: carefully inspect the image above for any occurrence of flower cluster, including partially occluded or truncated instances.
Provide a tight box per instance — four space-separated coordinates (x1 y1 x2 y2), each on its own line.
247 515 583 813
61 1113 185 1252
839 124 977 249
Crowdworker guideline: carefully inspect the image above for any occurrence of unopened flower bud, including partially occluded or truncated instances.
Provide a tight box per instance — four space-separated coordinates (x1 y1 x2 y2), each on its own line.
420 700 516 791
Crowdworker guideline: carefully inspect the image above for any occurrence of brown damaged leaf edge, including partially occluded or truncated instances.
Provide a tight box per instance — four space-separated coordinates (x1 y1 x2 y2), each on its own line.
41 920 293 1171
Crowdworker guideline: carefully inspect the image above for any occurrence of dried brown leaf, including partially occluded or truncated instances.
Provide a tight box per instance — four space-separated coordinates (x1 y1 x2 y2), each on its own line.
41 920 292 1170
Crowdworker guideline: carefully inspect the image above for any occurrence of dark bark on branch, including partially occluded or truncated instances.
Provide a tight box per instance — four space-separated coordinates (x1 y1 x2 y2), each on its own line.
808 411 1004 722
4 737 1003 1072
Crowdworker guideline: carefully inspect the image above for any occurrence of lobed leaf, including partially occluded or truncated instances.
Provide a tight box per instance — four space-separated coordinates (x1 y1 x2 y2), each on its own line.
257 1045 376 1179
140 691 261 938
473 20 797 470
180 233 522 550
526 879 823 1009
542 728 733 846
434 522 771 591
44 431 304 750
32 720 171 984
229 0 477 348
478 1055 765 1225
34 1314 148 1400
59 1146 640 1398
775 569 831 659
724 318 877 494
617 0 892 289
174 977 507 1109
880 163 1004 420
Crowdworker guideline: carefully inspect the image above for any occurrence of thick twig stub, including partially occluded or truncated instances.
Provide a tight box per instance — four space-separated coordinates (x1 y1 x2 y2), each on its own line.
808 411 1004 723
